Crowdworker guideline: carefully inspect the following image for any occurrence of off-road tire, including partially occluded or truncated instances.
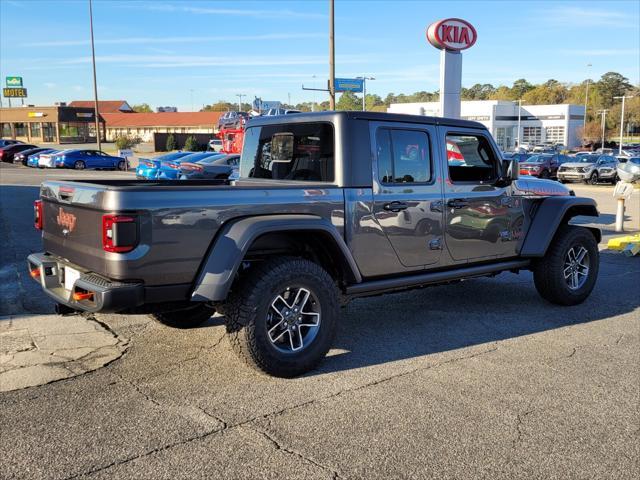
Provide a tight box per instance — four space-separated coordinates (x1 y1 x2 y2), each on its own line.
533 225 599 306
74 160 86 170
225 257 339 378
151 303 216 329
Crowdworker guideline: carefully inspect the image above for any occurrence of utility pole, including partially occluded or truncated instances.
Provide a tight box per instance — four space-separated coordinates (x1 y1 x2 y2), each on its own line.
597 109 608 149
328 0 335 110
236 94 245 112
613 95 634 155
583 63 592 136
89 0 101 150
357 76 375 111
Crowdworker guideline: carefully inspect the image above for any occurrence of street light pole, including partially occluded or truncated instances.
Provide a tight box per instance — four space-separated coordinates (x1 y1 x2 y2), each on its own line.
613 95 634 155
597 109 608 150
517 99 522 149
357 76 375 111
583 63 592 136
236 94 245 112
88 0 101 150
328 0 335 110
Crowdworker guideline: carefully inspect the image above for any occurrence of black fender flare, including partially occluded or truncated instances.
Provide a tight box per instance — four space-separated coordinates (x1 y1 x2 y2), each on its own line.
190 214 362 302
520 196 601 257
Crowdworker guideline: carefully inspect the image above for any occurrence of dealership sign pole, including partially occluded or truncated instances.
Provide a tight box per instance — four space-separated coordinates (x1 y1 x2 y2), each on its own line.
426 18 477 119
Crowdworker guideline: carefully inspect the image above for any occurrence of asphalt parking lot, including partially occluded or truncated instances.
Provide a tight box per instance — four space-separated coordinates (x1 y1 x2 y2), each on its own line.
0 162 638 479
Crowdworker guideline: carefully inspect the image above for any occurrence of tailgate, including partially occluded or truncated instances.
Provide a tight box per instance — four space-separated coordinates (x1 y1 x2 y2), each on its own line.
40 182 131 277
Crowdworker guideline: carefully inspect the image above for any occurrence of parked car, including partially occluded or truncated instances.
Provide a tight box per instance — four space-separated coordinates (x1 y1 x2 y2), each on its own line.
518 153 568 179
179 154 240 180
27 149 58 167
0 139 23 148
208 138 223 152
217 111 249 130
28 111 601 377
157 152 220 179
13 147 53 166
41 149 127 170
136 151 192 179
0 143 37 163
557 154 618 184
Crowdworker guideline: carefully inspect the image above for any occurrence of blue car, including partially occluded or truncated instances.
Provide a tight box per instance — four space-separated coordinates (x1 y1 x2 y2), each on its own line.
158 152 221 179
136 151 192 179
27 149 58 167
51 149 127 170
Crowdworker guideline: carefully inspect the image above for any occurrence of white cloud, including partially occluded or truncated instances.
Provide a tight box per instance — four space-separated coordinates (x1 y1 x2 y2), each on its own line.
43 82 57 88
21 33 326 48
125 3 326 19
559 49 640 56
539 6 639 27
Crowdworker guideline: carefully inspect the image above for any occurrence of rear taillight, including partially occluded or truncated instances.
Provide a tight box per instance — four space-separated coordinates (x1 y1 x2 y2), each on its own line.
34 200 43 230
180 163 203 172
167 162 180 169
102 215 138 253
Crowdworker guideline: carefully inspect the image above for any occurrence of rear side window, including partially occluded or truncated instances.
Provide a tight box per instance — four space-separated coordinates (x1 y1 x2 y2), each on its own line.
446 134 499 183
376 128 431 184
240 123 334 182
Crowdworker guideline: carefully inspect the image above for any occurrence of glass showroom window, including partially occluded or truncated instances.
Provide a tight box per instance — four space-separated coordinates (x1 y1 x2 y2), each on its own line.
522 126 542 145
545 126 565 144
30 122 41 138
0 123 11 137
14 122 27 137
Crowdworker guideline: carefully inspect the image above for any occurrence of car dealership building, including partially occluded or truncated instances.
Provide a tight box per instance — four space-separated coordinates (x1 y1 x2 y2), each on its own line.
387 100 586 150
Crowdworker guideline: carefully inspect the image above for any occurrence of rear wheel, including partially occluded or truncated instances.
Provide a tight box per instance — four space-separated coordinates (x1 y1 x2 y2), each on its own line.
225 257 339 377
151 303 216 329
533 225 599 306
74 160 85 170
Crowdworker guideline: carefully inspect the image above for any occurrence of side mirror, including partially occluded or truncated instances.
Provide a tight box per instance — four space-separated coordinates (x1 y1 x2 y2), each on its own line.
496 158 518 187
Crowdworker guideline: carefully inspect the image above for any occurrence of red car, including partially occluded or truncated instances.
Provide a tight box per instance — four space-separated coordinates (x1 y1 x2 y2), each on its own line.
519 153 569 179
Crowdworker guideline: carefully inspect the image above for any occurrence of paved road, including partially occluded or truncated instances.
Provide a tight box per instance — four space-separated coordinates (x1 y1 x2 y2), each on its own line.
1 163 638 479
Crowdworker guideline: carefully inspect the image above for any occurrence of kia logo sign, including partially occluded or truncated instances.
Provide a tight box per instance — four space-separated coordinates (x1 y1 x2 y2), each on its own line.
427 18 477 51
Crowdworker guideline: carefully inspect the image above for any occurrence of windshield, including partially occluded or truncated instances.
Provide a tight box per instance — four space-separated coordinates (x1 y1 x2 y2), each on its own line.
574 156 597 163
629 158 640 165
526 155 550 163
196 155 226 165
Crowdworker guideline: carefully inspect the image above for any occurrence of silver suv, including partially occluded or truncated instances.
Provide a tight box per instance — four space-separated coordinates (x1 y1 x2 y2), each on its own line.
558 155 618 184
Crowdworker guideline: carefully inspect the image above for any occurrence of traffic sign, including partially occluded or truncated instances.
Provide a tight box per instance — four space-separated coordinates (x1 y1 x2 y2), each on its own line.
335 78 364 93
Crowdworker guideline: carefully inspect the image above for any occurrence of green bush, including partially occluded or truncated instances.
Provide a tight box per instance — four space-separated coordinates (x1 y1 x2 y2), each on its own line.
114 135 141 150
184 135 199 151
166 134 176 151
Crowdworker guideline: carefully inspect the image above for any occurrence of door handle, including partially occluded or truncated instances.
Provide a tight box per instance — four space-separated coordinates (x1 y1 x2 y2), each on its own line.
447 198 469 209
383 201 409 212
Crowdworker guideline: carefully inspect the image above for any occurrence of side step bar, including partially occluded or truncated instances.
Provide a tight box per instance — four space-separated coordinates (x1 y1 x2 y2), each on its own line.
345 259 531 298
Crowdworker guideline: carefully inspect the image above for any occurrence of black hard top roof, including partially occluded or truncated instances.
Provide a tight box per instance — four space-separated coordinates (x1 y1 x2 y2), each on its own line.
247 110 486 130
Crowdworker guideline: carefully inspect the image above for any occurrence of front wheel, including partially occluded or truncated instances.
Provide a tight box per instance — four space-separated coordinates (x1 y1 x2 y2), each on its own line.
117 160 127 171
588 172 598 185
533 225 599 306
540 170 550 179
74 160 85 170
225 257 339 377
151 303 216 328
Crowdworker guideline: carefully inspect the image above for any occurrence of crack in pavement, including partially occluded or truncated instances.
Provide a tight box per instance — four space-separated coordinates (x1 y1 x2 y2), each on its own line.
244 424 343 480
63 344 500 479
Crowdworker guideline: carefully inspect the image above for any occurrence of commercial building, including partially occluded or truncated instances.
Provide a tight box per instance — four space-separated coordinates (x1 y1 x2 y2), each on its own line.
387 100 586 150
103 111 223 142
68 100 133 113
0 105 105 144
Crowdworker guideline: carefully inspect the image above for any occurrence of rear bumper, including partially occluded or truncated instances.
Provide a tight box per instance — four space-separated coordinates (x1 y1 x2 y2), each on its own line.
27 252 144 313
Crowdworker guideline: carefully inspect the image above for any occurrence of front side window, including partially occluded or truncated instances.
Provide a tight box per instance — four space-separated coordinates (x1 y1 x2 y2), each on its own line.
376 128 431 184
446 134 499 183
240 123 334 182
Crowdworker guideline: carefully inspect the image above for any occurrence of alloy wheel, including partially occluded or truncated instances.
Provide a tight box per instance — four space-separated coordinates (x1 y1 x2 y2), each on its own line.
563 245 590 290
266 286 321 353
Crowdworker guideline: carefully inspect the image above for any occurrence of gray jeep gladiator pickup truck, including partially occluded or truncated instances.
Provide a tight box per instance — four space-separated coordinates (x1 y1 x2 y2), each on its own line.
28 112 600 377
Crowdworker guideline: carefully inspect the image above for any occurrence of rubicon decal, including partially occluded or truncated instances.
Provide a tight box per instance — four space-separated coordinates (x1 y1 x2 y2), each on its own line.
427 18 477 51
56 207 77 233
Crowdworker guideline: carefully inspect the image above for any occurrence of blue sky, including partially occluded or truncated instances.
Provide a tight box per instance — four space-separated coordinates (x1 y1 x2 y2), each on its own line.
1 0 639 111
